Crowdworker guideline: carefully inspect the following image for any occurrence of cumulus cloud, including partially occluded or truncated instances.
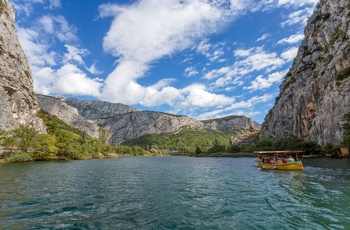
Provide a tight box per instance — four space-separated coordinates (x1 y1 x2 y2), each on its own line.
184 66 199 77
64 45 89 65
277 33 304 44
51 64 102 97
38 15 77 42
196 39 226 62
244 70 287 91
277 0 318 7
280 7 314 27
17 14 101 97
18 27 56 67
99 0 240 108
204 46 286 88
281 47 299 62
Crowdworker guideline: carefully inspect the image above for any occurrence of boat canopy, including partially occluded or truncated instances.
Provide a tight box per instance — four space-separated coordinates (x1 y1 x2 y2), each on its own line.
254 150 305 154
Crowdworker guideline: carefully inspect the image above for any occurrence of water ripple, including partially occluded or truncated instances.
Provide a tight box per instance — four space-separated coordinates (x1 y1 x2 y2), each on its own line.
0 157 350 229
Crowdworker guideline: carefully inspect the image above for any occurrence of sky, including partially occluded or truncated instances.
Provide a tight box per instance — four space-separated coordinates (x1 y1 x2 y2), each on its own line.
10 0 318 124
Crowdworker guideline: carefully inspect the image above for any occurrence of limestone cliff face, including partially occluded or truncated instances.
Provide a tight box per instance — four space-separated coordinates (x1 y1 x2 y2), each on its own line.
37 95 99 138
260 0 350 146
203 115 261 133
37 95 261 145
98 112 204 145
64 98 140 119
0 0 45 132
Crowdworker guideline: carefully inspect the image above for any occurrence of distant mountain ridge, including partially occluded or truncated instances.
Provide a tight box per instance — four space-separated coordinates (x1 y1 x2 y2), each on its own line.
37 94 261 145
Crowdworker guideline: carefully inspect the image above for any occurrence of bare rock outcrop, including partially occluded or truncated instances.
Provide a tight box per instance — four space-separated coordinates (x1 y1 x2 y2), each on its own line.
99 111 205 145
37 95 261 145
0 0 45 132
260 0 350 146
64 98 140 120
37 94 99 138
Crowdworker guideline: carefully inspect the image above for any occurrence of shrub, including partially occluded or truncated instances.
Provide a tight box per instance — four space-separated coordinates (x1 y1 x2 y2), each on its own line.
5 152 32 163
336 67 350 81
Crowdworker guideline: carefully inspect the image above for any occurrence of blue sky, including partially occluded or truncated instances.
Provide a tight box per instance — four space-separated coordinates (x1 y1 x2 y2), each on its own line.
10 0 318 123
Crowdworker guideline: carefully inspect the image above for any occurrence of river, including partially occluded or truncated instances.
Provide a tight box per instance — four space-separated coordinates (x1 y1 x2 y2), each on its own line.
0 157 349 229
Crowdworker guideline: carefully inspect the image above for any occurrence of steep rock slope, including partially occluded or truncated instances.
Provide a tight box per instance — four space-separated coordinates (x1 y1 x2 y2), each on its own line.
260 0 350 146
37 95 99 138
64 97 140 120
0 0 45 132
37 95 261 145
98 112 204 145
203 115 261 133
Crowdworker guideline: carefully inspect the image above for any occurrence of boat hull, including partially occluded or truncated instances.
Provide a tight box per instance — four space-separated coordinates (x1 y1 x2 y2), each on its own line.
258 162 304 170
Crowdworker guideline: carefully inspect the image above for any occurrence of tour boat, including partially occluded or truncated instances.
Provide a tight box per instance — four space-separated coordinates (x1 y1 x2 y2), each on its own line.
255 150 304 170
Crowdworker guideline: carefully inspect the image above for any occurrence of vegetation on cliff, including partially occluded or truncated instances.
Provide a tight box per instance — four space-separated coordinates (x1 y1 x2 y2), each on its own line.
342 112 350 147
0 111 165 163
122 129 232 156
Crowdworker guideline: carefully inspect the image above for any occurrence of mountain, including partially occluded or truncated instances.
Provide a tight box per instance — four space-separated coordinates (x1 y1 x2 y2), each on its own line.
37 95 260 145
260 0 350 146
37 94 100 138
64 98 140 119
0 0 45 132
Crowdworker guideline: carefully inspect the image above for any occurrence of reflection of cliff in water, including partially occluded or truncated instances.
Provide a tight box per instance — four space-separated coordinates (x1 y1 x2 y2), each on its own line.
303 158 350 170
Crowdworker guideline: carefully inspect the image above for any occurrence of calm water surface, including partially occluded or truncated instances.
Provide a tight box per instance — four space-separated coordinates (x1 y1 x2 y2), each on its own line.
0 157 350 229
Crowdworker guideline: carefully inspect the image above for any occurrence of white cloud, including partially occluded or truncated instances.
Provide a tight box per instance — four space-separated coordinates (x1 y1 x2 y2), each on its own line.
281 47 299 62
257 33 270 41
49 0 61 9
99 0 239 108
204 46 286 88
86 63 103 75
18 27 56 67
277 33 304 44
17 14 101 97
233 47 254 57
184 66 199 77
196 39 226 62
244 70 287 91
277 0 318 7
51 64 102 97
280 7 314 27
38 15 77 42
64 45 89 65
178 84 233 108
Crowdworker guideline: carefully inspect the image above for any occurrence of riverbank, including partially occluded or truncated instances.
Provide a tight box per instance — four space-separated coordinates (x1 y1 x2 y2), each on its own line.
196 152 256 157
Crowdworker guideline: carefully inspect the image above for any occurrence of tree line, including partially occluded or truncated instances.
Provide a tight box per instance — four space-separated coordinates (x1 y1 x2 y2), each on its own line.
0 111 165 163
1 110 349 162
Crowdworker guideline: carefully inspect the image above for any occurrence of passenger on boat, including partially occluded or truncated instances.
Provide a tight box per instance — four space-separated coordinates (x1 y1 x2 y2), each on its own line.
267 157 275 164
287 156 295 163
276 158 283 164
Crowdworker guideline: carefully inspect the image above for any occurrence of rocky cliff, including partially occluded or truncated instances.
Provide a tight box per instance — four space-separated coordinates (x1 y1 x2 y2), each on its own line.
37 95 100 138
98 112 204 145
37 95 261 145
0 0 45 132
64 98 140 119
260 0 350 146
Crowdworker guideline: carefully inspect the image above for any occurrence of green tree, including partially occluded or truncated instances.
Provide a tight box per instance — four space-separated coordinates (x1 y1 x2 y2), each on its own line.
342 112 350 147
35 134 58 158
99 128 109 144
10 125 38 152
229 144 242 153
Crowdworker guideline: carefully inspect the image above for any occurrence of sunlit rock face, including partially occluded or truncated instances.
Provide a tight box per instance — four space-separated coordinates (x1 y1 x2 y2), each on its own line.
260 0 350 146
0 0 45 132
38 95 260 145
37 94 100 139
